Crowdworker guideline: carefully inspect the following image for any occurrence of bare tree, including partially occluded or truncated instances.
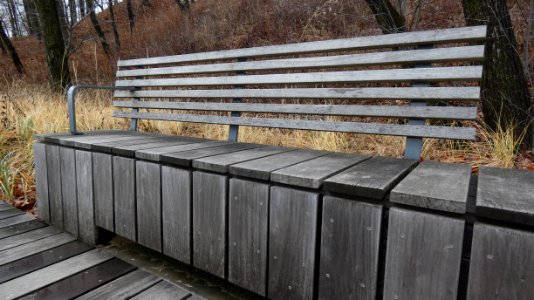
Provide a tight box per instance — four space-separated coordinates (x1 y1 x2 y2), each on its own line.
108 0 120 54
78 0 86 17
22 0 42 39
69 0 77 25
0 18 24 74
365 0 405 33
6 0 21 36
87 0 110 56
126 0 135 32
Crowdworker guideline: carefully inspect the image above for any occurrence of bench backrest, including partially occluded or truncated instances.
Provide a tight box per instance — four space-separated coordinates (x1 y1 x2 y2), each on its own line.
112 25 486 159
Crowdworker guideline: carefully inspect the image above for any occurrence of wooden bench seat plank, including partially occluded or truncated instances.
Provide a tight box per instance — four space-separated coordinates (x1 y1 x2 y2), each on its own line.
90 135 177 153
75 269 162 300
229 149 328 181
0 208 25 220
114 87 481 100
0 232 77 265
46 144 63 229
476 167 534 226
93 152 114 231
271 153 368 189
192 146 294 174
117 26 486 67
113 112 477 140
0 220 47 239
34 143 50 222
0 248 114 299
112 138 202 157
131 280 191 300
136 140 229 162
160 143 263 167
0 226 61 252
76 150 98 244
115 66 482 87
19 258 136 300
60 147 79 236
323 156 417 199
0 240 92 284
136 161 162 252
35 130 124 143
0 213 35 229
113 157 136 241
114 102 478 120
117 45 484 77
391 161 471 213
56 133 144 148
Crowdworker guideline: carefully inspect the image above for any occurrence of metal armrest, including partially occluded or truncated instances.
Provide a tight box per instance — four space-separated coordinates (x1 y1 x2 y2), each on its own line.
67 85 133 135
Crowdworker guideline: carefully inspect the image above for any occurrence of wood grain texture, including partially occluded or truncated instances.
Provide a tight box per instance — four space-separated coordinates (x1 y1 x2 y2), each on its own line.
228 179 269 296
269 186 319 300
60 147 78 236
161 143 260 167
76 150 98 245
391 161 471 213
0 213 35 228
136 141 226 162
383 208 464 300
0 226 61 252
136 161 162 252
131 280 191 300
46 144 63 229
0 208 24 220
0 232 76 265
467 223 534 300
113 156 137 241
33 143 50 222
112 139 198 157
318 196 382 300
93 152 114 231
161 166 191 264
477 167 534 226
324 156 417 199
192 171 227 278
0 220 47 239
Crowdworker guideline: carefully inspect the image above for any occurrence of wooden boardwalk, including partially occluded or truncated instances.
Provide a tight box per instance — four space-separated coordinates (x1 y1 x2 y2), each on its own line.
0 201 204 300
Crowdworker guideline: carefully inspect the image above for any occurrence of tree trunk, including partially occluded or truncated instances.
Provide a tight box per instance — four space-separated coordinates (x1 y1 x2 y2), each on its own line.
7 0 21 37
35 0 70 90
22 0 42 39
69 0 77 25
108 0 120 54
55 0 69 42
176 0 190 11
462 0 533 148
87 0 110 56
0 19 24 74
78 0 86 17
365 0 405 34
126 0 135 32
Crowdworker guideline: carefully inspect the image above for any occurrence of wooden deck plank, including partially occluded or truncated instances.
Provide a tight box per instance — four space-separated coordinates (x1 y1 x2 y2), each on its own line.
162 166 191 264
0 248 114 299
34 143 50 222
93 152 114 231
75 269 161 300
161 143 261 167
269 186 319 300
0 203 14 212
136 161 162 252
0 232 77 265
0 220 47 239
0 214 35 229
113 156 137 242
0 226 61 252
136 141 228 162
76 150 98 245
192 171 227 277
46 144 63 229
112 138 200 157
91 136 166 153
131 280 191 300
18 258 136 300
0 240 92 284
60 147 79 236
0 208 25 220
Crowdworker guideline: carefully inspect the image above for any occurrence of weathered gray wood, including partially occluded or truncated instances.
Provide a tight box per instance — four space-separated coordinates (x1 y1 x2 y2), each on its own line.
131 280 191 300
115 66 482 87
192 171 226 277
383 208 464 300
113 156 136 241
39 130 124 144
467 223 534 300
0 232 76 265
0 203 14 212
114 87 481 101
269 186 318 300
228 179 269 296
117 46 484 77
75 269 161 300
162 166 191 264
477 167 534 226
112 139 199 157
33 143 50 222
271 153 367 188
113 101 478 120
0 220 47 239
0 214 35 228
193 146 293 174
118 26 486 67
229 150 327 180
91 135 166 153
60 133 142 148
318 196 382 300
0 208 24 220
161 143 261 167
46 144 63 228
136 141 228 162
93 152 114 231
0 226 61 252
113 112 477 140
60 147 79 236
76 150 98 245
0 249 113 299
391 161 471 213
323 156 417 199
136 161 162 251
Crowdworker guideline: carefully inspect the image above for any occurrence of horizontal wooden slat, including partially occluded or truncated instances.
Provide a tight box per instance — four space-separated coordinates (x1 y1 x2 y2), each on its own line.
112 111 476 140
118 26 486 67
113 101 477 120
115 66 482 87
114 87 480 100
116 46 484 77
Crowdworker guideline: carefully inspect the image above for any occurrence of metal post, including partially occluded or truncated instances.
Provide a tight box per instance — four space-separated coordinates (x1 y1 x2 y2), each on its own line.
228 58 246 142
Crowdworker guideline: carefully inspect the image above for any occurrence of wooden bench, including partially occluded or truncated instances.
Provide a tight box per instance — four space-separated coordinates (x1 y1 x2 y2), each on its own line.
33 25 534 299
